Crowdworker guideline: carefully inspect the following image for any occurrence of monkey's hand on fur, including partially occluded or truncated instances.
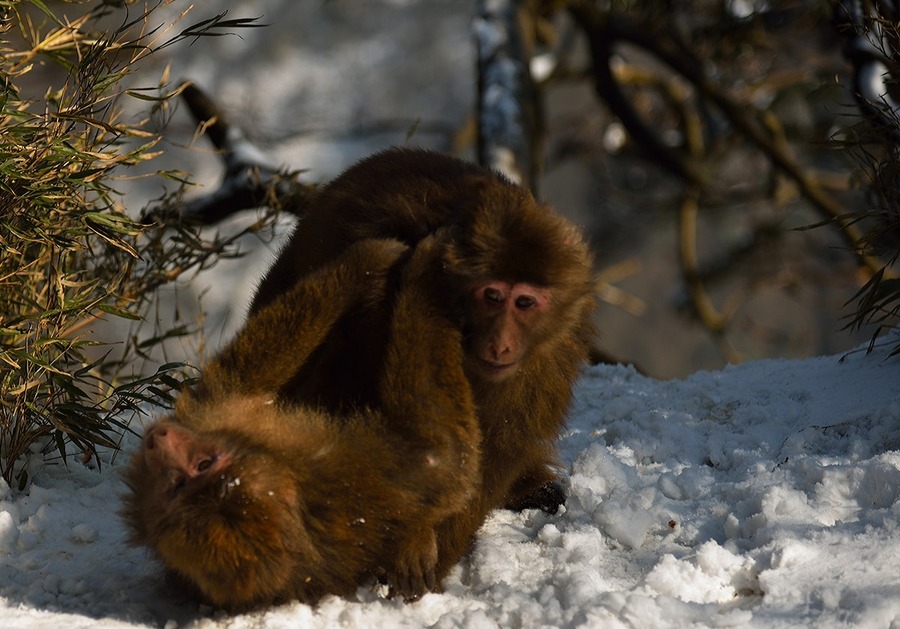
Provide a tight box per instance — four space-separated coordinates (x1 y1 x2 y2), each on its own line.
386 526 439 601
399 230 454 311
341 237 409 306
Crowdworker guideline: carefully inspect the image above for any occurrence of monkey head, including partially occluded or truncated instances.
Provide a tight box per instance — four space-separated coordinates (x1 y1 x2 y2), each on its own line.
441 179 596 382
122 417 313 610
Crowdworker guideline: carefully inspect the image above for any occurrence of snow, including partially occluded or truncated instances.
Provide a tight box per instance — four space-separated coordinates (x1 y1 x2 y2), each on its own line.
1 339 898 628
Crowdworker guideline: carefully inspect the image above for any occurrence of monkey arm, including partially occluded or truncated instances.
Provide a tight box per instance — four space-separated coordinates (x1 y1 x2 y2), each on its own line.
201 238 408 398
377 233 483 599
381 233 482 498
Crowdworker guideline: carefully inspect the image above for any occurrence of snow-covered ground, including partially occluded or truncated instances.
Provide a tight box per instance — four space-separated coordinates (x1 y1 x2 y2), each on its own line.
1 339 898 628
4 4 898 626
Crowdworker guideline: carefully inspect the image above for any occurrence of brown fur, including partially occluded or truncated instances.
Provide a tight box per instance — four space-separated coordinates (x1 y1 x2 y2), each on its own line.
122 237 481 610
250 148 597 584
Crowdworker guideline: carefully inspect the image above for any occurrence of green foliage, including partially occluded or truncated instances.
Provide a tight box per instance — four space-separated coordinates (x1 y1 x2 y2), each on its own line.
0 1 271 488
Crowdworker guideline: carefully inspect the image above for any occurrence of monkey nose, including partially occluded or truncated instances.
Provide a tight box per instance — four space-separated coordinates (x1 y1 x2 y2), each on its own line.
490 344 512 359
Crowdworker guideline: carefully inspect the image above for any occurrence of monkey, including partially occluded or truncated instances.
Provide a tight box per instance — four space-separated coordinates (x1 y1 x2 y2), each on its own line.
248 147 598 584
122 236 483 610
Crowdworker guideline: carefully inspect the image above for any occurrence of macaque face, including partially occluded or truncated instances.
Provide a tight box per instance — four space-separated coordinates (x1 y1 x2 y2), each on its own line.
124 422 302 609
464 280 552 381
139 423 234 500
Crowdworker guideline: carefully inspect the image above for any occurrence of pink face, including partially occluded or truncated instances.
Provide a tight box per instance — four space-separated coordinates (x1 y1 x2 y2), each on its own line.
467 280 551 381
141 423 233 497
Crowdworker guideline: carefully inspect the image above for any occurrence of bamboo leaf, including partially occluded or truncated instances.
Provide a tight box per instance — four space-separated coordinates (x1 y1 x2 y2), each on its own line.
96 303 142 321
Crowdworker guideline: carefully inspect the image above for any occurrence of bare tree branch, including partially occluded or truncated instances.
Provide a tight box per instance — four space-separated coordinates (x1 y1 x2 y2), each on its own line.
569 1 893 279
157 81 316 225
568 2 707 184
473 0 543 192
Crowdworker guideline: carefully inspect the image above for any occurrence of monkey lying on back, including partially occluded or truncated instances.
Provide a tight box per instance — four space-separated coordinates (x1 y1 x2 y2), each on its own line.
122 237 482 610
250 147 598 584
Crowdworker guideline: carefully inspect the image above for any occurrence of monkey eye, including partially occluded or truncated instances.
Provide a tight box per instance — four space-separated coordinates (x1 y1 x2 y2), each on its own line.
515 295 537 310
484 287 505 304
196 456 215 473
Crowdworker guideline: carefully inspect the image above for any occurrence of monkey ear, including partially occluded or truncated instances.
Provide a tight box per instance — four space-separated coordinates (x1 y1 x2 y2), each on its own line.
559 222 584 249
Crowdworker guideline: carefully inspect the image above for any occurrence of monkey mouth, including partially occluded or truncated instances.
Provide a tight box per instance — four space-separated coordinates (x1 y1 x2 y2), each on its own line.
478 359 518 377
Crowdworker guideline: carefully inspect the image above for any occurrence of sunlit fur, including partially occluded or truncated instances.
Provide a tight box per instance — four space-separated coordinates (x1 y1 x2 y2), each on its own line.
122 238 482 610
249 147 598 585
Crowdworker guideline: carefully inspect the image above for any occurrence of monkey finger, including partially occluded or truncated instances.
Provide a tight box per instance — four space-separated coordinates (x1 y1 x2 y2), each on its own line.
386 571 416 601
402 568 424 599
403 594 422 603
424 565 437 592
404 574 419 600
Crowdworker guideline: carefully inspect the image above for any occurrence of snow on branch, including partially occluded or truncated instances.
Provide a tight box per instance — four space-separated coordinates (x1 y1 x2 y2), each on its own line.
171 82 314 224
473 0 543 193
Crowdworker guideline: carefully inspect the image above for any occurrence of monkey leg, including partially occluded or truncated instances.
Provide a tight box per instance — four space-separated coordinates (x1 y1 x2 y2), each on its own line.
201 238 408 397
431 494 495 584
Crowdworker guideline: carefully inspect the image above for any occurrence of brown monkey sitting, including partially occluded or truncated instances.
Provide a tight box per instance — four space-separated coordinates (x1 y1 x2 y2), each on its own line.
249 147 597 583
122 237 482 610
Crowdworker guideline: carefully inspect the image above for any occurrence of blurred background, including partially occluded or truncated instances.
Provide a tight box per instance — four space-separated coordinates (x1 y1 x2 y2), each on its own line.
56 0 899 379
7 0 900 483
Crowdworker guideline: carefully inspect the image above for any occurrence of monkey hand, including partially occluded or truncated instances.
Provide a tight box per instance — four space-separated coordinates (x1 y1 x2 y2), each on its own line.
386 526 439 601
399 230 454 311
341 237 409 305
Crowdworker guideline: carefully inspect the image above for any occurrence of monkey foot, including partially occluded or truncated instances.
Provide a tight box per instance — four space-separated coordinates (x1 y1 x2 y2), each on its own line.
385 528 438 601
505 480 566 515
